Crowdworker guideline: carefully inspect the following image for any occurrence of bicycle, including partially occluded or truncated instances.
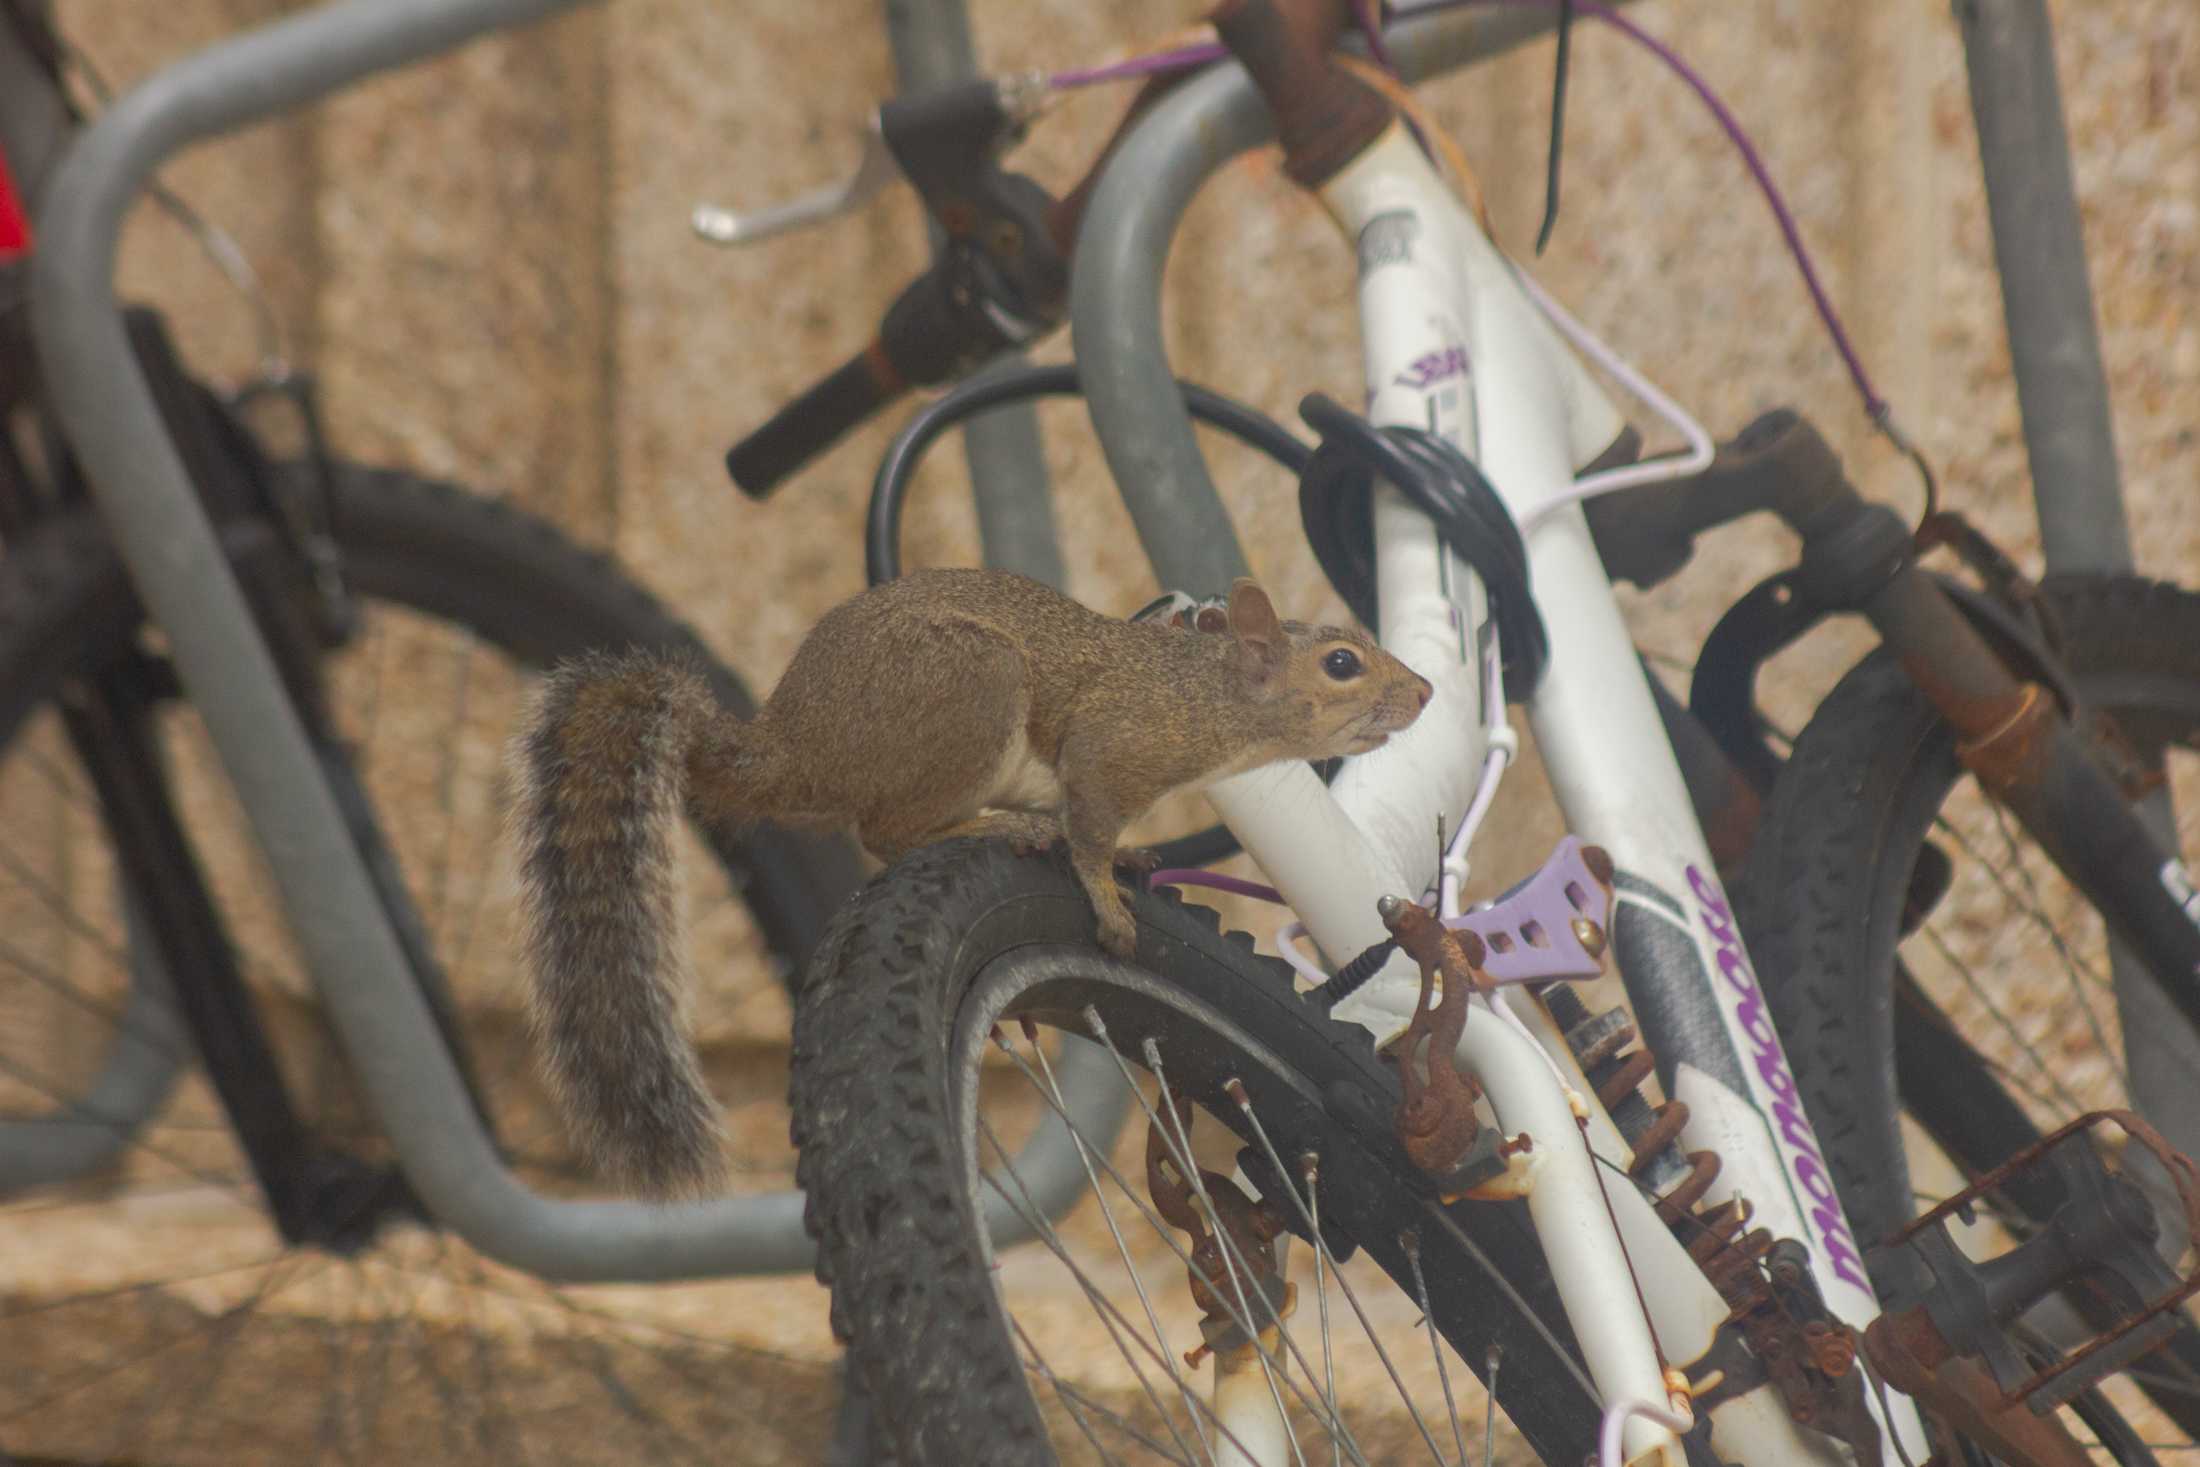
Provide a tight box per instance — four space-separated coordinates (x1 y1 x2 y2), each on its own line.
0 2 884 1461
750 2 2200 1463
3 2 2195 1467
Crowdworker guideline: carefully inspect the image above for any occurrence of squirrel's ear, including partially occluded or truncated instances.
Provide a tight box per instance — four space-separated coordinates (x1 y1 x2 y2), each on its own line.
1227 579 1285 673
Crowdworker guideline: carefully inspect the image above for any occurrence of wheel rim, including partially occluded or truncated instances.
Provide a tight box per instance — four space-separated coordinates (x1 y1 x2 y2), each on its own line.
936 944 1593 1467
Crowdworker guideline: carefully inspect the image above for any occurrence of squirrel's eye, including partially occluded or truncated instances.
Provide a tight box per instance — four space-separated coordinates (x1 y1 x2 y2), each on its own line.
1322 648 1363 681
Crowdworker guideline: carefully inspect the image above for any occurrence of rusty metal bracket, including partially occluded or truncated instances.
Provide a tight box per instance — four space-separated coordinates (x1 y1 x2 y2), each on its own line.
1375 895 1508 1195
1144 1094 1294 1368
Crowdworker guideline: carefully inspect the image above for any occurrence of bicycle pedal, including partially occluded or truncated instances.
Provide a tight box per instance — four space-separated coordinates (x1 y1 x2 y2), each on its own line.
1866 1109 2200 1414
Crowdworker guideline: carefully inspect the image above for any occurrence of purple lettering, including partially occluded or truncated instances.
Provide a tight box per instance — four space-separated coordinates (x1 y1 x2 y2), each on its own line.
1773 1098 1817 1155
1394 345 1470 390
1686 863 1873 1299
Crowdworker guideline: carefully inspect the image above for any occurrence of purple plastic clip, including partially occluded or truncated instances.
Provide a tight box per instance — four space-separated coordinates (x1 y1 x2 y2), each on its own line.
1445 835 1615 985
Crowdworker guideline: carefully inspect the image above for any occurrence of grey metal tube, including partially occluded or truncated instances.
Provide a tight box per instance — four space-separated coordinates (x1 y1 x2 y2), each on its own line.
1070 5 1588 597
27 0 1110 1280
1957 0 2200 1198
884 0 1064 589
1956 0 2130 576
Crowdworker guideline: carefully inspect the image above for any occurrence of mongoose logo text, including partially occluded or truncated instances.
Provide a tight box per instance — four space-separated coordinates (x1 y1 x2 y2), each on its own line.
1686 864 1870 1294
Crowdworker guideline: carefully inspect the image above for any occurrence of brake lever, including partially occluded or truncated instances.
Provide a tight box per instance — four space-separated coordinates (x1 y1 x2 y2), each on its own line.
691 116 901 246
690 72 1054 250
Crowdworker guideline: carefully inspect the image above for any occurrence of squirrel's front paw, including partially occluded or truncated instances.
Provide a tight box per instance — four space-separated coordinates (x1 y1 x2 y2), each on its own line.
1111 846 1164 888
1095 906 1140 960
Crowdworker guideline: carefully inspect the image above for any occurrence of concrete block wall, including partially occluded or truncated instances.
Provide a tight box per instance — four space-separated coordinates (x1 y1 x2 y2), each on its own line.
16 0 2192 1446
45 0 2198 1208
63 0 2195 817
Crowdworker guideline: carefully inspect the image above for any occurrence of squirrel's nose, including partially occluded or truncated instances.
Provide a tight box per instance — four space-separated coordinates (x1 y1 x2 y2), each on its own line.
1414 678 1432 710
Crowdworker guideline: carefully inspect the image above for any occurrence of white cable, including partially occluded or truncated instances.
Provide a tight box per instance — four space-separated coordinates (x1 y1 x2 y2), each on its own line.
1275 920 1334 988
1437 632 1513 921
1512 267 1715 531
1599 1398 1694 1467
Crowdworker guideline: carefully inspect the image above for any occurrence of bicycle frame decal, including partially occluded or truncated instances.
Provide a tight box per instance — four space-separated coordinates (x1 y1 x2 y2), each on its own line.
1688 865 1870 1292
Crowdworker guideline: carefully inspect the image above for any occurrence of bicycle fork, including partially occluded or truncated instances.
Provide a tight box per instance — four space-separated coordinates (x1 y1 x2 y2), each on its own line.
1710 410 2200 1037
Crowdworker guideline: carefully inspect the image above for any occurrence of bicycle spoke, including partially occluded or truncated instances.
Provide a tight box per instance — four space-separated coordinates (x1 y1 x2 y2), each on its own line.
1008 1311 1164 1466
1308 1156 1342 1467
4 1250 328 1430
977 1123 1212 1465
975 1116 1267 1467
1223 1069 1452 1466
1933 804 2112 997
1140 1039 1309 1467
147 1244 298 1466
0 1049 255 1199
988 1047 1362 1459
1015 1030 1217 1466
1921 922 2089 1121
1982 799 2122 1078
1403 1230 1468 1466
1481 1348 1500 1467
0 830 139 974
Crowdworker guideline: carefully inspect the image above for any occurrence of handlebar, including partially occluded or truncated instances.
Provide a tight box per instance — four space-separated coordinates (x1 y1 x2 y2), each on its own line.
725 251 1045 497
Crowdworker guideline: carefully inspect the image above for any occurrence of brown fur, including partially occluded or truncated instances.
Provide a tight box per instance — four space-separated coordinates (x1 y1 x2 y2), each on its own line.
510 569 1431 1196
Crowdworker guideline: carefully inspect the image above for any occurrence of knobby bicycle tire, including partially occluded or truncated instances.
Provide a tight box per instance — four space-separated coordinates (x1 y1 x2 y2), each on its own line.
790 837 1609 1466
0 461 864 1465
1738 573 2200 1448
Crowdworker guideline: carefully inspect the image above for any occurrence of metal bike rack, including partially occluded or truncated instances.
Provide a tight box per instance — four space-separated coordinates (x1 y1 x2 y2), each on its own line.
1956 0 2198 1176
884 0 1065 590
26 0 1118 1280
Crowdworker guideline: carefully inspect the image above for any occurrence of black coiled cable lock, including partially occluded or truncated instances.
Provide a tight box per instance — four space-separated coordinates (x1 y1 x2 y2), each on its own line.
1297 392 1549 701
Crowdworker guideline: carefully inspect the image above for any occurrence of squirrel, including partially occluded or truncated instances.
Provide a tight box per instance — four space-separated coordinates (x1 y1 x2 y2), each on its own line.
508 567 1432 1196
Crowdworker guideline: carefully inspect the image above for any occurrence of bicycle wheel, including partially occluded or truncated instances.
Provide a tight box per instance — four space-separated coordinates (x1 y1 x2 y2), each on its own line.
1738 575 2200 1448
0 463 864 1465
790 836 1616 1467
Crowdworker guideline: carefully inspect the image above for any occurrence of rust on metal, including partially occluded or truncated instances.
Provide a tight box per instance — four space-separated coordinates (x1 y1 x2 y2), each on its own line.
1866 1312 2093 1467
1628 1099 1691 1177
1207 0 1393 187
1145 1096 1292 1367
1595 1048 1657 1111
1655 1151 1723 1224
1377 897 1491 1181
1883 1108 2200 1418
2088 709 2170 801
1700 766 1767 873
1948 680 2056 795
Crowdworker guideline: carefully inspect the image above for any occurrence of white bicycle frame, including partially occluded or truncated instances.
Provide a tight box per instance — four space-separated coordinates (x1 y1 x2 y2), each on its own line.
1202 123 1931 1465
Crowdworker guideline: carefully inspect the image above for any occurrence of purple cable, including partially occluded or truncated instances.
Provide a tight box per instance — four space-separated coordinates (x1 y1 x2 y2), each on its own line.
1049 41 1225 91
1149 869 1287 903
1043 0 1890 423
1405 0 1887 418
1356 0 1401 74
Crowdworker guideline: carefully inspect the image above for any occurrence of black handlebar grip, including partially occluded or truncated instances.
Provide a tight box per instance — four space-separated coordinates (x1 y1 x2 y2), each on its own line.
724 343 902 499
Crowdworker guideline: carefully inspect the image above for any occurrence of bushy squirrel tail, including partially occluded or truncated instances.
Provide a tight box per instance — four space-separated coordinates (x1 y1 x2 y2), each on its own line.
509 650 740 1198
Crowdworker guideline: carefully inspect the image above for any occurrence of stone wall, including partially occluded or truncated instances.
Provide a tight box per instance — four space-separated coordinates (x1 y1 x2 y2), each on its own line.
19 0 2196 1455
65 0 2197 859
